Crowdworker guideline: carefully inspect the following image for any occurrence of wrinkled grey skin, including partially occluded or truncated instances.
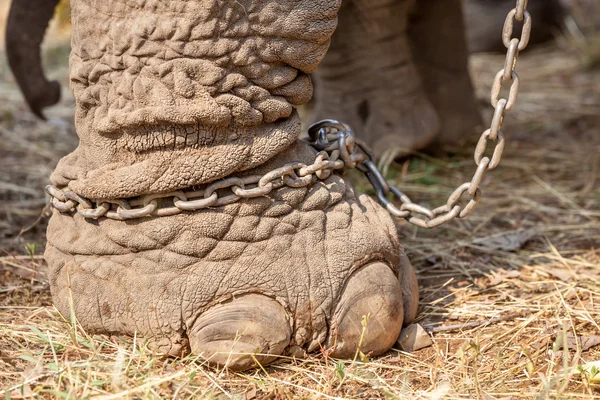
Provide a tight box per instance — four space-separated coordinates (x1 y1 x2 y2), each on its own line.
3 0 556 371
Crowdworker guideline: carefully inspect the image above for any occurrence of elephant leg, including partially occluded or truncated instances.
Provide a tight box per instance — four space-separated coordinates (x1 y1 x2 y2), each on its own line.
46 0 420 372
313 0 440 158
407 0 482 149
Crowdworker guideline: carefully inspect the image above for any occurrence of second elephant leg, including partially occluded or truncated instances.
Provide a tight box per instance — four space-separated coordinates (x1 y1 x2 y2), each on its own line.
407 0 482 148
313 0 440 158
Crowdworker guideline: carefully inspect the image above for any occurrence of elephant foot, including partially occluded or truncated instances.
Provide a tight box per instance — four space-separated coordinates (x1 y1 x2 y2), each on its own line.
190 262 416 370
45 141 419 371
188 294 291 371
40 0 421 372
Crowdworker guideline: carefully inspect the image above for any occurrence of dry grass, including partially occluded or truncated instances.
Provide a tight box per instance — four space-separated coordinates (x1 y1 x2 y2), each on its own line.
1 21 600 400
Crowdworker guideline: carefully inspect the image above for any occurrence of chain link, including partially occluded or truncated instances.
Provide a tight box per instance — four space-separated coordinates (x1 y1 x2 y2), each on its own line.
360 0 530 228
46 1 530 227
45 142 350 221
306 1 530 229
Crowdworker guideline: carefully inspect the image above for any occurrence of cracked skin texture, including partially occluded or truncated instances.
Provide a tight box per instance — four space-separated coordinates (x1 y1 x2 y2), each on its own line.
46 141 418 363
52 0 339 199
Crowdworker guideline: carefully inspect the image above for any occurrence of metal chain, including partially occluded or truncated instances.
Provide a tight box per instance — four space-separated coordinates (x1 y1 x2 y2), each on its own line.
46 1 530 227
45 150 348 221
307 120 478 229
358 0 530 228
306 1 531 229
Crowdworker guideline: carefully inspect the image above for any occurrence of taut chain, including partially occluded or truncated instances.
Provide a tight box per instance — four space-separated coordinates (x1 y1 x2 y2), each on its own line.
45 0 531 228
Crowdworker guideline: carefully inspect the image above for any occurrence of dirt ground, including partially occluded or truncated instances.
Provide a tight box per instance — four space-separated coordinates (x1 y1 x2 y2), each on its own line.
1 7 600 400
